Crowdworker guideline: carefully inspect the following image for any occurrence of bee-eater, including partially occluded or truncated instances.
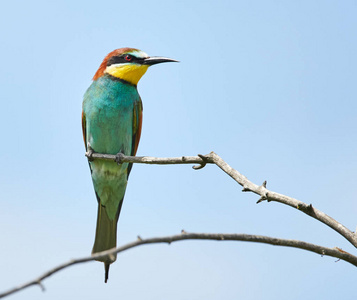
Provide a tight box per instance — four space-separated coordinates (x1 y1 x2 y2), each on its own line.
82 48 177 282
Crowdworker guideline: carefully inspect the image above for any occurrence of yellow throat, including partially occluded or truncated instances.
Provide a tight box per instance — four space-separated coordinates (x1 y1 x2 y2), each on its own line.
105 64 149 85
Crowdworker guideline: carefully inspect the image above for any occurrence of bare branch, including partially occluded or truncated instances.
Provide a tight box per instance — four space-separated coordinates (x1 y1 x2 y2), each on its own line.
1 232 356 298
86 151 213 168
85 151 357 248
206 152 357 248
2 152 349 298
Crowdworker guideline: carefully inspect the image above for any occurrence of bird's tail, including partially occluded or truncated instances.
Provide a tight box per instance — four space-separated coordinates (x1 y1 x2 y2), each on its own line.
92 203 118 283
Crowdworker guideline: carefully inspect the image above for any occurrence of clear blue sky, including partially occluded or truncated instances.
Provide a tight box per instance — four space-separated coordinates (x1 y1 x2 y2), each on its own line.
1 0 357 299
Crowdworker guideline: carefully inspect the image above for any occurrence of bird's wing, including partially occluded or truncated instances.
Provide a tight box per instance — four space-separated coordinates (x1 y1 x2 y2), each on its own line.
132 99 143 156
127 99 143 177
81 110 87 150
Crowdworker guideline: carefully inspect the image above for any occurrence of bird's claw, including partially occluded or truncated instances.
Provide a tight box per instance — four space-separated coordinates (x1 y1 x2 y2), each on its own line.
115 153 125 165
85 144 95 161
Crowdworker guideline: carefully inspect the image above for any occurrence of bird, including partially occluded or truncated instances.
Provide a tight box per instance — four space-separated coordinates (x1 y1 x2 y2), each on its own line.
82 48 177 282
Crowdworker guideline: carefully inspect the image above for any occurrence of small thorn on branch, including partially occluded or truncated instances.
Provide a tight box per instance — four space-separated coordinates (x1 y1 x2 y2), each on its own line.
193 154 208 170
256 192 269 204
256 196 266 204
256 181 269 203
181 229 187 234
137 235 142 241
115 153 125 165
242 185 250 192
36 281 45 292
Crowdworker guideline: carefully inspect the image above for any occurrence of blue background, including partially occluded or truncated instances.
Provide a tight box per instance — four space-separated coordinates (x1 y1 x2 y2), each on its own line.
1 1 357 299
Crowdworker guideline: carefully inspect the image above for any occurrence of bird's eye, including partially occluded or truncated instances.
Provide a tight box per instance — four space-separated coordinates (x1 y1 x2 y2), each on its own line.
124 55 133 62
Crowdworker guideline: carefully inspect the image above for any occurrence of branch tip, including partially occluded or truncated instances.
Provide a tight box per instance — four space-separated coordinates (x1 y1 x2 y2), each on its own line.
209 151 216 156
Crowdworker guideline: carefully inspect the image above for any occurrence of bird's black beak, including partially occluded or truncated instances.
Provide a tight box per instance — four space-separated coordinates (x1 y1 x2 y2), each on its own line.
142 56 179 65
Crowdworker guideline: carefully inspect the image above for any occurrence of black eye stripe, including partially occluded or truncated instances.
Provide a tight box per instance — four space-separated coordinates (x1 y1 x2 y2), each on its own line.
106 54 144 66
107 56 125 66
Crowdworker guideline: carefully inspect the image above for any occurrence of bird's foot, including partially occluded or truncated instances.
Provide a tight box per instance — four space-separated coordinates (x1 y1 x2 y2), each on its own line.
85 144 95 161
115 152 125 165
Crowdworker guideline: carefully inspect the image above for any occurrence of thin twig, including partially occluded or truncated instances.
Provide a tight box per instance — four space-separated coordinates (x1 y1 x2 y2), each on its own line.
1 232 356 298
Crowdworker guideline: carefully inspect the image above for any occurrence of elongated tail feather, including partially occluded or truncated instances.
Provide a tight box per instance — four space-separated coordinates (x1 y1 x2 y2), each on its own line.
92 198 124 282
92 203 118 260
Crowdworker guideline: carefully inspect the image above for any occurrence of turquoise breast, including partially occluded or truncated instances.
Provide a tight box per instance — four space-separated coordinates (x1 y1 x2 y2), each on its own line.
83 75 140 155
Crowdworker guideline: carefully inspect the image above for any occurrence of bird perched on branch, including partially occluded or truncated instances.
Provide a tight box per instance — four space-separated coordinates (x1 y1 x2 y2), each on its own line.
82 48 177 282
